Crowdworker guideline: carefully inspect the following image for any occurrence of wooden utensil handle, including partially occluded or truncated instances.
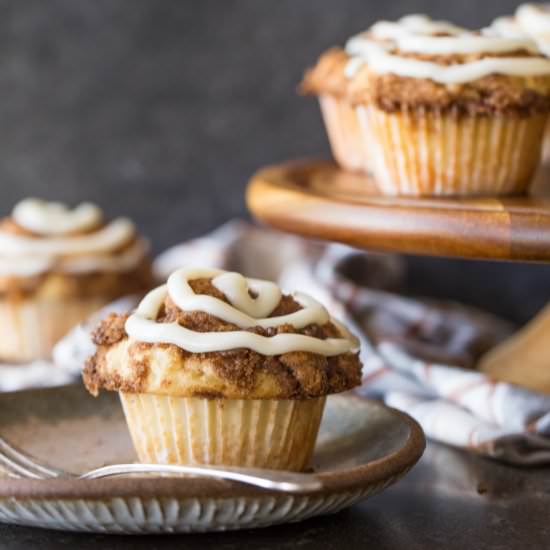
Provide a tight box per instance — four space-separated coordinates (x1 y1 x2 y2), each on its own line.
479 302 550 393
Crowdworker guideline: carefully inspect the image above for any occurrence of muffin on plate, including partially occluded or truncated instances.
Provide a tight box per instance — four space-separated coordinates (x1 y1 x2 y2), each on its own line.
83 267 362 471
303 14 550 196
0 198 153 362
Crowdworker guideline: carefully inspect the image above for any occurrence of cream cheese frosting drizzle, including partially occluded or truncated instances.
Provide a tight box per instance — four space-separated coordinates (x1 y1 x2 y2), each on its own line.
485 17 531 40
13 198 103 236
517 4 550 37
515 4 550 56
0 199 145 276
370 14 466 39
125 267 359 356
345 14 550 83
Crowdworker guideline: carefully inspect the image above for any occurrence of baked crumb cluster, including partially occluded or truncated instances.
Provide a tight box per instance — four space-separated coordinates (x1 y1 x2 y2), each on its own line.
83 277 362 400
303 47 550 115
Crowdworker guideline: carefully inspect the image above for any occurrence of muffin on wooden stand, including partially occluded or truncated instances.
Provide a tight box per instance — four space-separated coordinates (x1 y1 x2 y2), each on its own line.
303 15 550 196
302 15 467 178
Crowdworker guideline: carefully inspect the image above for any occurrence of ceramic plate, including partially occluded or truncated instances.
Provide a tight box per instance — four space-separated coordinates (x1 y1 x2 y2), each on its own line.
0 385 424 533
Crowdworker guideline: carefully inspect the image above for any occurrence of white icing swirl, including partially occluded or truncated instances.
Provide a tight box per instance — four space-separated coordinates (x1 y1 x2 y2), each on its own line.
484 17 531 40
394 34 539 55
517 4 550 37
516 4 550 56
345 14 550 83
355 45 550 83
0 239 148 277
0 199 146 276
370 15 466 40
13 199 102 236
0 218 134 257
125 267 359 356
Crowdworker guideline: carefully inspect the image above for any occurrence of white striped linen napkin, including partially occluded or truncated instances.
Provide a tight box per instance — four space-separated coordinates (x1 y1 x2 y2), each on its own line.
5 220 550 464
154 221 550 465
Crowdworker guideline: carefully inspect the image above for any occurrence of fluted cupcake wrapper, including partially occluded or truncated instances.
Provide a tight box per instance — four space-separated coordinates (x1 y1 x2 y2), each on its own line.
319 94 372 174
119 393 327 472
0 297 112 362
363 105 548 197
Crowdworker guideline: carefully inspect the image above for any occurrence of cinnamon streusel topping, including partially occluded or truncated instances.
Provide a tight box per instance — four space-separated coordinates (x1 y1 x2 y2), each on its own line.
83 276 362 400
302 47 550 115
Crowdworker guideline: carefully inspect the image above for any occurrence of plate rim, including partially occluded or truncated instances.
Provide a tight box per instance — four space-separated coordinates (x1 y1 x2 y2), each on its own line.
0 393 425 501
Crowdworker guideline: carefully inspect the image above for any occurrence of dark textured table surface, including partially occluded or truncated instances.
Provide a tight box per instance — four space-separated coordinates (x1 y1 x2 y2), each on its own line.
0 442 548 549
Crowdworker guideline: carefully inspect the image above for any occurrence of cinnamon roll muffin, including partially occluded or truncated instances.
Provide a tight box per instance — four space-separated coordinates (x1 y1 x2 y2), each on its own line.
83 267 362 471
302 15 465 177
0 199 153 362
303 14 550 196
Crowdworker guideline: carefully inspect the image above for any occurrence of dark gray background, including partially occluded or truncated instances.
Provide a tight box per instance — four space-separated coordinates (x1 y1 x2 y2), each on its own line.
1 0 549 324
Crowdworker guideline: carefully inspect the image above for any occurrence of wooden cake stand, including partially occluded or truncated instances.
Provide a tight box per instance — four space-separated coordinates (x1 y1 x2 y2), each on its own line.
247 160 550 262
246 159 550 392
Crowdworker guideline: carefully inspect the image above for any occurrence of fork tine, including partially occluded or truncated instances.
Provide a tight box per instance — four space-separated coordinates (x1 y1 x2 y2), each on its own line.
0 437 62 479
0 447 43 478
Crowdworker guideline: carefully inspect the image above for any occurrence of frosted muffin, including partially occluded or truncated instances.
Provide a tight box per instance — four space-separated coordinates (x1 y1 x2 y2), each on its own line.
0 199 153 362
303 15 550 196
83 267 362 471
302 15 467 178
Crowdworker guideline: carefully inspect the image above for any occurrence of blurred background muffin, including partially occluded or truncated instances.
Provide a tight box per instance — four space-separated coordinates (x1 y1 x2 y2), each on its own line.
0 198 153 361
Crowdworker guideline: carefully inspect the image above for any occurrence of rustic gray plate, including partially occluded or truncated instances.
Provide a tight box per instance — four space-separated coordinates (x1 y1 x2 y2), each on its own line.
0 385 424 533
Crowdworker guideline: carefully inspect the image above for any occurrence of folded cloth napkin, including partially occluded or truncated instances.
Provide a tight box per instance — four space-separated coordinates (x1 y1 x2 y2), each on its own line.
4 219 550 465
155 220 550 465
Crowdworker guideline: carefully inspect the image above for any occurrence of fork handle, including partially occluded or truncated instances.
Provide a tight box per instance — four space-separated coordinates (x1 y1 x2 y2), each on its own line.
80 463 322 493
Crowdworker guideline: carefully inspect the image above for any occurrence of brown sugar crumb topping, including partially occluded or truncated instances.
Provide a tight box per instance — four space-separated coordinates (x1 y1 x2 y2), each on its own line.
302 47 550 116
85 277 362 399
92 313 129 346
300 47 350 98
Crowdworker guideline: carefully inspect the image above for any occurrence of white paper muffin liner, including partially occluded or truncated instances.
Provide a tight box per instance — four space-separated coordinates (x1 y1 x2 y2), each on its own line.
319 94 371 174
362 105 548 197
120 393 327 471
0 297 112 362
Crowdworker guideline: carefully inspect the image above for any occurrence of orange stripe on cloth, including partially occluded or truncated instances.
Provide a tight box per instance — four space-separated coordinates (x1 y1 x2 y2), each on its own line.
423 363 432 383
361 366 390 386
447 378 490 402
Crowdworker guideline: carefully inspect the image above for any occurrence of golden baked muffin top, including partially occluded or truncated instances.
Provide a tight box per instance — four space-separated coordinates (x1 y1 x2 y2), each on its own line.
84 268 362 400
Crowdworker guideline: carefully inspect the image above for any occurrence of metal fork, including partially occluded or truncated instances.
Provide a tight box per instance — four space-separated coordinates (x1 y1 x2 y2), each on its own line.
0 436 322 493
